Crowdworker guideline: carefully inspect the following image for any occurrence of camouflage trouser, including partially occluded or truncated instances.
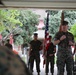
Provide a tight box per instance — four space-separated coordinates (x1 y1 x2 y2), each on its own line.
57 51 73 75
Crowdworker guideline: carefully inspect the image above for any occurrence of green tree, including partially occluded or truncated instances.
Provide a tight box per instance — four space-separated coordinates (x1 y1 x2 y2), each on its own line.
18 10 39 45
46 10 76 38
0 9 22 35
64 10 76 26
70 23 76 41
0 10 6 32
3 10 22 32
1 9 76 45
0 9 39 46
0 9 24 45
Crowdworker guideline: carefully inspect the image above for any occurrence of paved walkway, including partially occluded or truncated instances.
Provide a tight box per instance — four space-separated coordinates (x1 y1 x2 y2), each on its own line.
32 55 66 75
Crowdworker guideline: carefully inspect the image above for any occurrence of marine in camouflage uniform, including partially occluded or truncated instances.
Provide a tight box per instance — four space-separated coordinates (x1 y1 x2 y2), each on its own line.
54 21 74 75
0 46 32 75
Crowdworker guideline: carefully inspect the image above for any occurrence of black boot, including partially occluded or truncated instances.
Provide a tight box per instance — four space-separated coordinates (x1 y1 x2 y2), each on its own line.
38 72 40 75
51 73 53 75
45 73 48 75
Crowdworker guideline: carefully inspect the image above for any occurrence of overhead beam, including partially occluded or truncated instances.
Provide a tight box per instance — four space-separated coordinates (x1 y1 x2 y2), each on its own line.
0 1 76 10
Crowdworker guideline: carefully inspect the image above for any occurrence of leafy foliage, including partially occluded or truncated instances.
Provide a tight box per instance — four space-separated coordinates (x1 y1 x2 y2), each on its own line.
64 10 76 26
14 35 23 46
70 24 76 41
46 10 76 39
0 9 39 45
18 10 39 45
1 9 76 45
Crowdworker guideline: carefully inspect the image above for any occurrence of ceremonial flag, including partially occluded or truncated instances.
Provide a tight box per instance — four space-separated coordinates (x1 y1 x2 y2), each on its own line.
45 12 50 51
43 12 50 68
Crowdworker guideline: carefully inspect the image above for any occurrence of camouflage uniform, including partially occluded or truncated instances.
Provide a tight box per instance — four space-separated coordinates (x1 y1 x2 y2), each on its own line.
0 46 32 75
54 31 74 75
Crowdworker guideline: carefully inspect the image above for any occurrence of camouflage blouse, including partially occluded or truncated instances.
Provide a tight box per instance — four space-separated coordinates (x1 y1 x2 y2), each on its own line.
54 31 74 48
0 46 32 75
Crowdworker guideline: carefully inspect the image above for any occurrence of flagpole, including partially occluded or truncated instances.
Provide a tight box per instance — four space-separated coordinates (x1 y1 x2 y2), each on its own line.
43 11 50 68
61 11 64 25
59 11 64 32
